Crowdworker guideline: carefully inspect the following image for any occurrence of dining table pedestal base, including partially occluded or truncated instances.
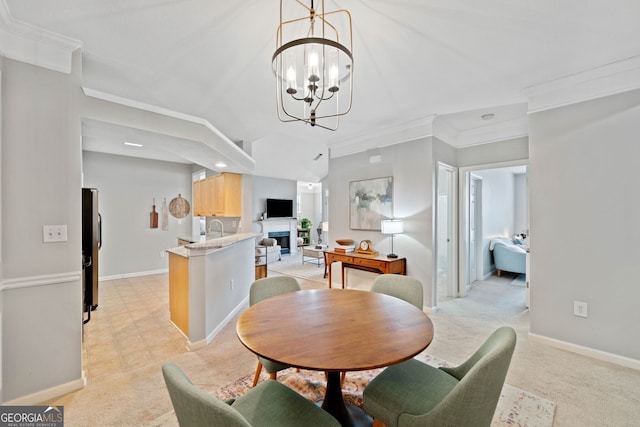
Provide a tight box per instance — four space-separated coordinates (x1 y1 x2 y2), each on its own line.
322 371 372 427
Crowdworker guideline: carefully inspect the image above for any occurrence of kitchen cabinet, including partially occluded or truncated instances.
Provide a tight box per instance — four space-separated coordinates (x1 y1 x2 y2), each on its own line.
200 176 215 216
212 173 242 216
193 180 203 216
169 253 189 335
193 173 241 217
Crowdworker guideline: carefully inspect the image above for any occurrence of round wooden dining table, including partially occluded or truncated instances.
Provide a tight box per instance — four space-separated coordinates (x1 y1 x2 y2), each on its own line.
236 288 434 427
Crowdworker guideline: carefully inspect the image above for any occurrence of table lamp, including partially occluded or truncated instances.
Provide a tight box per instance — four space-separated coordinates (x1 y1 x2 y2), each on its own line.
319 222 329 245
381 219 404 258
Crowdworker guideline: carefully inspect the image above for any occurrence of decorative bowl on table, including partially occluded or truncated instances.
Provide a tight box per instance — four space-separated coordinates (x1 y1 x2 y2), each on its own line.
336 239 353 246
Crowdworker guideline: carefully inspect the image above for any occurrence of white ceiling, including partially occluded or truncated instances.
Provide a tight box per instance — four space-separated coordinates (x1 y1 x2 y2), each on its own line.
5 0 640 181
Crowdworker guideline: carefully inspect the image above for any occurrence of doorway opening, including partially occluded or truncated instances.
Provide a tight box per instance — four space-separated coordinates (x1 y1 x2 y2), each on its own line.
296 181 324 247
458 161 528 309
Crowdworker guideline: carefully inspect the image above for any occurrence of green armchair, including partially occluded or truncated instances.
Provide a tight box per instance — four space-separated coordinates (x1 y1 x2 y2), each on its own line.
162 362 340 427
363 327 517 427
249 276 301 387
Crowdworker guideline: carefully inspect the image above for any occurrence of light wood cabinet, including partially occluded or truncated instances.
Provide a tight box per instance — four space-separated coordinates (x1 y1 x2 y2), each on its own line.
212 173 242 216
192 180 202 216
169 253 189 335
201 176 216 216
192 173 242 217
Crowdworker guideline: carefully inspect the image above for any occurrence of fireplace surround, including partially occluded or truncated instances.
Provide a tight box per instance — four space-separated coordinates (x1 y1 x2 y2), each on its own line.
268 231 290 254
259 218 298 256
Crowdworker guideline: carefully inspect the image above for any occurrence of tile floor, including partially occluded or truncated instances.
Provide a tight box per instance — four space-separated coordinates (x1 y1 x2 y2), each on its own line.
81 274 186 384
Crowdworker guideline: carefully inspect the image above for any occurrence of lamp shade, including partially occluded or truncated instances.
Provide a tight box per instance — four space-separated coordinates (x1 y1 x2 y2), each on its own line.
322 222 329 231
381 220 404 235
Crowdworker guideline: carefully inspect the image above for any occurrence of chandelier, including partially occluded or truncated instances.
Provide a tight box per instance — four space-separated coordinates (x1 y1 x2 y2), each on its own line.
272 0 353 131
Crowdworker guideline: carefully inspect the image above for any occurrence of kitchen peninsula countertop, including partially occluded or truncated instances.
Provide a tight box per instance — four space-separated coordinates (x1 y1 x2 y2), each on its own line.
166 232 258 349
167 232 260 257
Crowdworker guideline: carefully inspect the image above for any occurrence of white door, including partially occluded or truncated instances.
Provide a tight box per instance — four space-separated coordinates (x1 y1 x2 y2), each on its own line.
469 175 483 284
435 163 457 305
469 178 477 282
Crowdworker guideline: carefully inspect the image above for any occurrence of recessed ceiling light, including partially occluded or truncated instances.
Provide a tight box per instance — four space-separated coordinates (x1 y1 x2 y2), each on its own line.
215 162 227 168
481 113 495 121
124 142 143 147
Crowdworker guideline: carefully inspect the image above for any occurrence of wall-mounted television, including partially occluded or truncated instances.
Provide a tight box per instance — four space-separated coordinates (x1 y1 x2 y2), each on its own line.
266 198 294 218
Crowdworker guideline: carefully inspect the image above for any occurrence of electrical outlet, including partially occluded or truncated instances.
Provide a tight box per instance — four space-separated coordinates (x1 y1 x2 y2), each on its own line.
160 251 166 258
43 225 68 243
230 279 234 290
573 301 588 318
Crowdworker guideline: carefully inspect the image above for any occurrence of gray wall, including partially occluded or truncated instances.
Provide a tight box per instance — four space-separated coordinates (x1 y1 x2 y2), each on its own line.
82 151 193 278
329 137 436 306
251 175 297 227
1 55 83 401
529 89 640 360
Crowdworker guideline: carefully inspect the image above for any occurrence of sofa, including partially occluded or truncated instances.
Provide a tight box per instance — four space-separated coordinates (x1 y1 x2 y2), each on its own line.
256 238 282 264
489 237 526 276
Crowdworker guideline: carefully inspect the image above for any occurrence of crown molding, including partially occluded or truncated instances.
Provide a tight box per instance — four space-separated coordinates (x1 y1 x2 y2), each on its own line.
328 115 436 158
524 55 640 114
455 117 529 147
0 1 81 73
431 115 459 145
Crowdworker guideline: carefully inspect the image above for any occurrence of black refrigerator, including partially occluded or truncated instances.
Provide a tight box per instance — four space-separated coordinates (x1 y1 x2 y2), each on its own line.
82 188 102 321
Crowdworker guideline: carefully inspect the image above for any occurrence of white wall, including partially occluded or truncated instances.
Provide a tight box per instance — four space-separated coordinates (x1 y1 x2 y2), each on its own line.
473 169 517 274
529 89 640 360
82 151 193 278
298 191 322 240
514 173 527 235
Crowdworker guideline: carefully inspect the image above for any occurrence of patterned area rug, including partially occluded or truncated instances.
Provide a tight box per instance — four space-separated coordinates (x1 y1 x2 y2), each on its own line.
213 353 555 427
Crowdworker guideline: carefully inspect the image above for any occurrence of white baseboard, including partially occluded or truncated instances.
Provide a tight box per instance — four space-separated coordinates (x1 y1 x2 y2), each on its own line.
529 332 640 371
173 296 249 352
100 269 168 282
186 338 207 352
204 296 249 345
3 376 85 406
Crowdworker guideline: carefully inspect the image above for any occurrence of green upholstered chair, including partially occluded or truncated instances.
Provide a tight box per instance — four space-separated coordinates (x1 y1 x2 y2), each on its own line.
371 274 424 310
162 362 340 427
249 276 301 387
363 327 517 427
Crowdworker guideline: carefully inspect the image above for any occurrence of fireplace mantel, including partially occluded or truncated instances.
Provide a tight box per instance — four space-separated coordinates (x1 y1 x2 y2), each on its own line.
258 219 298 255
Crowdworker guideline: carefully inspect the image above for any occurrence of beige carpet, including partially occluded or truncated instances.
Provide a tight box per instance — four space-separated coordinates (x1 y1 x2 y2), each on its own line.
212 352 555 427
269 254 327 284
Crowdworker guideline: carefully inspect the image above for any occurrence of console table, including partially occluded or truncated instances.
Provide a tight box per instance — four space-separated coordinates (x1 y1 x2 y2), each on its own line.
324 250 406 289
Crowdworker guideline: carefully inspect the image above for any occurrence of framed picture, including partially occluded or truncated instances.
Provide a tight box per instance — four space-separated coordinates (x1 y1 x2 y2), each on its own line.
349 176 393 230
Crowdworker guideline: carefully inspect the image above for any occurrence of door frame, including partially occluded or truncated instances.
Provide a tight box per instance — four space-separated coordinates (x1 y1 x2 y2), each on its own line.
433 162 458 307
468 173 483 292
458 160 528 296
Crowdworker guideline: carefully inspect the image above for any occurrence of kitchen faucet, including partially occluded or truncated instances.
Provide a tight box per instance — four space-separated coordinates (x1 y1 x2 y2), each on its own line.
207 219 224 237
